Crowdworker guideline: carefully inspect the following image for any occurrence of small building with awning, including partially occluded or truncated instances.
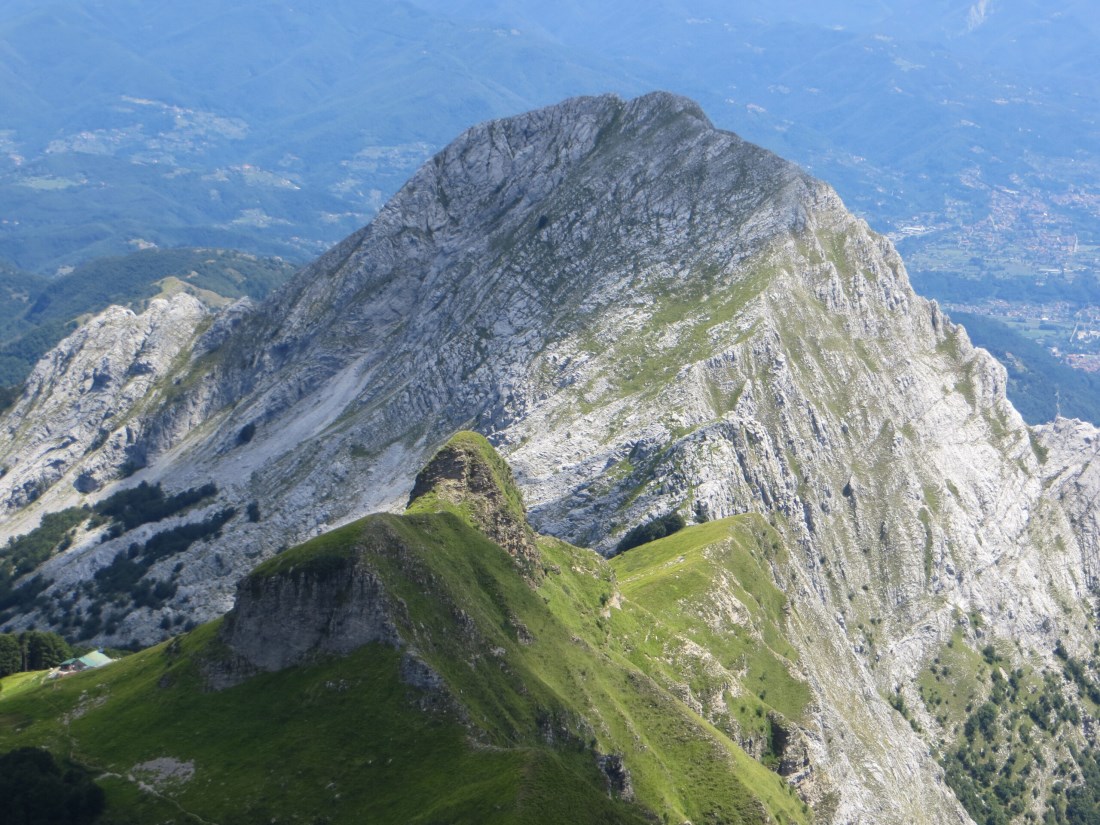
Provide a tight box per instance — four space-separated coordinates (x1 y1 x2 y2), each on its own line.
57 651 114 673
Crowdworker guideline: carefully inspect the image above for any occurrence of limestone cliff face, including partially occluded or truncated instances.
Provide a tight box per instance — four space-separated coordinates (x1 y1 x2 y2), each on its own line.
205 529 403 690
3 92 1100 822
1033 416 1100 586
0 294 209 529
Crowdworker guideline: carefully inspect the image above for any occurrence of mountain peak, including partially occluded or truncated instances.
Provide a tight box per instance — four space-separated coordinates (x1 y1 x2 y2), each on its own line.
407 431 538 569
5 92 1098 821
623 89 713 126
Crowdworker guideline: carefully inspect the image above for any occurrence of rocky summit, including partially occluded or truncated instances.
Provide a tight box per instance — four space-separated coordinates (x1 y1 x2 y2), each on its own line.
3 92 1100 823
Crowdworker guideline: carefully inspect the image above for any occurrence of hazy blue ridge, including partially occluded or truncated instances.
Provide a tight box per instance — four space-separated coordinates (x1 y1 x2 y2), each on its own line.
0 0 1095 284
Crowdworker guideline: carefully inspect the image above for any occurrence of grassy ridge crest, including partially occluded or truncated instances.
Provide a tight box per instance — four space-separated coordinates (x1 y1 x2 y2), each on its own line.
0 499 813 823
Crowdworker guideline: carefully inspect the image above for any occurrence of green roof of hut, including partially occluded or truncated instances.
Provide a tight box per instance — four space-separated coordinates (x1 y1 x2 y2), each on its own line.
77 651 113 668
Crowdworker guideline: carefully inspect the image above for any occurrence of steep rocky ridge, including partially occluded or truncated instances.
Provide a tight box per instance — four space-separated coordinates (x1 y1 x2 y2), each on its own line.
1 92 824 626
407 431 539 570
0 92 1099 822
0 294 210 524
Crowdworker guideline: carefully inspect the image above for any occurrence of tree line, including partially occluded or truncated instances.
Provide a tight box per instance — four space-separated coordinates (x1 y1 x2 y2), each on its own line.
0 630 71 678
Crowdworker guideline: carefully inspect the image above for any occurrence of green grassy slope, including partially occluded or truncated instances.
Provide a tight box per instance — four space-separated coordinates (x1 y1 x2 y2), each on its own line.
611 520 810 729
0 505 812 823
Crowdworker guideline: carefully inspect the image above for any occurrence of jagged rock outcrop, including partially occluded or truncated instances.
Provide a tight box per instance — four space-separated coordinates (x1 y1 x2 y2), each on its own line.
207 432 540 690
407 431 539 569
206 549 401 690
3 91 1100 823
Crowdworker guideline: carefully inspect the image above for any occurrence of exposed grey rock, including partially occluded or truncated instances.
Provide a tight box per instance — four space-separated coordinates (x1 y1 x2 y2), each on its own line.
400 651 445 692
0 294 209 526
1033 416 1100 590
596 753 634 801
205 545 401 690
3 91 1100 823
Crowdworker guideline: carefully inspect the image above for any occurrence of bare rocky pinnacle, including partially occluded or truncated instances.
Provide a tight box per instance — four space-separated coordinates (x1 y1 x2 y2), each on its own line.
407 432 539 572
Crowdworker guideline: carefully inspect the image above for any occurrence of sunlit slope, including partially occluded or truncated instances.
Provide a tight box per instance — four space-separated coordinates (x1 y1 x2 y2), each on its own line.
0 508 812 824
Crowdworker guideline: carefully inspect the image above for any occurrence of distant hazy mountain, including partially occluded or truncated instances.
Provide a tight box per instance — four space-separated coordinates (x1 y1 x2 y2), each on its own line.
1 0 1096 291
